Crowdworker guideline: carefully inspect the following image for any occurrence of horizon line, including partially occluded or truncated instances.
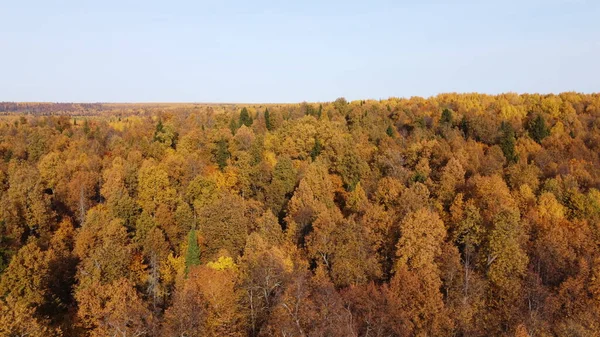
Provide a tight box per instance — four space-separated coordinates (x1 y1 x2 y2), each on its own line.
1 91 599 105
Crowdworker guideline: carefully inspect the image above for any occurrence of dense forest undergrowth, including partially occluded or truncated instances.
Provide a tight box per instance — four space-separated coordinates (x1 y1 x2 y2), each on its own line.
1 93 600 336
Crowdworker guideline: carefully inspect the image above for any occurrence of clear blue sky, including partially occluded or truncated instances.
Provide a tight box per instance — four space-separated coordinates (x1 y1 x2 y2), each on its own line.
1 0 599 103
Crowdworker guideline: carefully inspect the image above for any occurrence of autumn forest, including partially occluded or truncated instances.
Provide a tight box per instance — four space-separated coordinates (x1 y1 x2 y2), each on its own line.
2 93 600 337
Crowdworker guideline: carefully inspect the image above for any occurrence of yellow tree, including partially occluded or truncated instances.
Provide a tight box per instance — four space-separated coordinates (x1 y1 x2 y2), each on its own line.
391 208 453 335
161 274 209 337
285 160 334 244
137 159 176 215
197 192 249 259
0 241 49 309
239 233 292 336
73 205 133 287
0 296 61 337
76 278 154 337
485 210 529 331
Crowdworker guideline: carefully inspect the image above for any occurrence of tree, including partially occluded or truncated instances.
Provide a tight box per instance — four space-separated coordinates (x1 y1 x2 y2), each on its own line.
265 268 355 337
441 108 453 126
336 150 369 191
75 278 154 337
45 218 78 321
333 97 348 113
234 125 255 151
386 124 395 137
437 157 466 206
266 156 297 216
285 161 335 244
137 159 176 215
213 138 231 171
392 208 453 335
342 282 403 336
73 206 133 287
528 114 550 143
310 137 323 160
0 296 62 337
155 118 163 135
197 192 249 259
161 273 209 336
264 108 273 131
485 210 528 330
230 115 239 135
6 161 55 241
185 229 201 275
499 121 518 163
0 241 50 309
153 119 178 148
186 265 245 337
239 107 253 127
240 233 291 336
83 119 90 135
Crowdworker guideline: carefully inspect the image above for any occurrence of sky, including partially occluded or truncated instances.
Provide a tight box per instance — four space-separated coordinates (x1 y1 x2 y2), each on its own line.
1 0 599 103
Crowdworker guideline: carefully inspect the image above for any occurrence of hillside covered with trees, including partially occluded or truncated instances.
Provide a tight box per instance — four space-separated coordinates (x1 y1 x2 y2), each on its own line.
2 93 600 336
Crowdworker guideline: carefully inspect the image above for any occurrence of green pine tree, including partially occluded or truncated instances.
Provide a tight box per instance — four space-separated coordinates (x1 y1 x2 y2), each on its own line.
310 138 323 160
440 108 453 126
153 119 164 142
185 230 201 275
213 138 230 171
229 115 238 135
386 125 395 137
239 107 253 127
528 114 550 144
264 108 273 131
459 116 469 137
83 119 90 135
499 121 518 164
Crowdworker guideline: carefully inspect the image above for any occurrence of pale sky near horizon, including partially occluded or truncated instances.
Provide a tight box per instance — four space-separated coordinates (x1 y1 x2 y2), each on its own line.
1 0 599 103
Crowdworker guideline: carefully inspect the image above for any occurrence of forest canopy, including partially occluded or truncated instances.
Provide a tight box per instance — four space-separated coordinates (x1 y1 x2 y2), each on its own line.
2 93 600 336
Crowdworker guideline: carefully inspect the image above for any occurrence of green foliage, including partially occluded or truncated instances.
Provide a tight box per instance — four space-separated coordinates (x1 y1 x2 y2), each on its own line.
229 115 239 135
185 230 201 274
499 121 518 164
264 108 273 131
154 119 164 136
212 138 230 171
239 107 253 127
458 116 469 136
303 102 316 116
440 108 453 126
310 137 323 161
83 119 90 135
386 125 394 137
528 114 550 143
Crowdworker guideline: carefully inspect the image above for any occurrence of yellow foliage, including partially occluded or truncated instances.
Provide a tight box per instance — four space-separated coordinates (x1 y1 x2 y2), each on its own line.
264 150 277 168
551 121 566 136
207 256 237 271
211 170 238 191
167 251 187 277
538 192 566 225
